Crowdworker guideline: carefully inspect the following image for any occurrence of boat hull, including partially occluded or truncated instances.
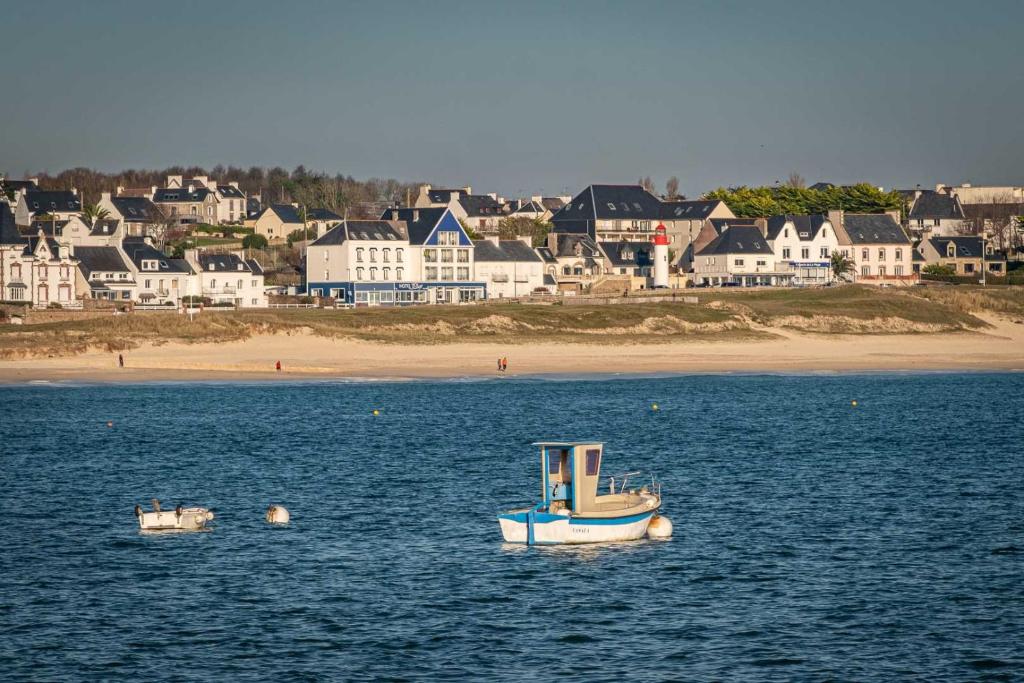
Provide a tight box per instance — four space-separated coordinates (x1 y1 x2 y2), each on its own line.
137 508 212 533
498 509 655 545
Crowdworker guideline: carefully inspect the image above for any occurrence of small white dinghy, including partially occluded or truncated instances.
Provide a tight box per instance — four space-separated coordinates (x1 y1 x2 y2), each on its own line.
498 441 670 545
134 499 214 533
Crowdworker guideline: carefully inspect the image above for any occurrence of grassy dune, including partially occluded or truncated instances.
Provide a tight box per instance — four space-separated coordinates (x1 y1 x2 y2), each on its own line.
1 285 1019 359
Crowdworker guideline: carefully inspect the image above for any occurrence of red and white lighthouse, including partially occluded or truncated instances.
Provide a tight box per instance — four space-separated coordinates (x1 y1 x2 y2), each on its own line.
653 223 669 288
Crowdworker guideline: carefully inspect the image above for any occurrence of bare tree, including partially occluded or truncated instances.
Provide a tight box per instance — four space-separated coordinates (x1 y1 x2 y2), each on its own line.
786 172 806 189
639 176 655 192
665 176 680 199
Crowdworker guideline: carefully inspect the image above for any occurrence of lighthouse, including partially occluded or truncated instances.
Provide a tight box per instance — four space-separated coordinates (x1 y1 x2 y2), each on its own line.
653 223 669 288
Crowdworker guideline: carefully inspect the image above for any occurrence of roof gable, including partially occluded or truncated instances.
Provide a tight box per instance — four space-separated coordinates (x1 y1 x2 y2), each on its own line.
843 214 910 245
697 225 773 256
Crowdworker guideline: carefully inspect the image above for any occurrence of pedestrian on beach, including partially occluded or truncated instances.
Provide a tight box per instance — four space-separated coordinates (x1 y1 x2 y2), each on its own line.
276 360 282 372
118 353 124 368
502 357 508 372
497 358 502 372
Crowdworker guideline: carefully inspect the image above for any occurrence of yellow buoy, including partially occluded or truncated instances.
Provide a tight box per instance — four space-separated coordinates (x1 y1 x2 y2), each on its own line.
851 400 858 407
106 421 113 428
651 403 659 411
372 409 380 416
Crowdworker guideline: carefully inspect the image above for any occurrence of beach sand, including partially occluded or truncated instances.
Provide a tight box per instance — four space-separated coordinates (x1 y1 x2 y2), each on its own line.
1 314 1022 383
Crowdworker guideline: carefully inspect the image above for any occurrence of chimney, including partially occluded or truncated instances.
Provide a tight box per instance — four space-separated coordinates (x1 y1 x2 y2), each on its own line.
229 181 239 189
412 209 419 222
828 209 844 230
488 192 497 201
463 186 472 195
193 175 208 188
150 186 157 196
29 177 39 186
391 208 400 221
115 186 124 195
487 235 500 246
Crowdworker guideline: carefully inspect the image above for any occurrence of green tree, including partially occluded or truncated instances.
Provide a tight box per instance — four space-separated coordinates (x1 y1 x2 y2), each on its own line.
458 218 480 240
80 203 110 226
286 227 316 247
496 216 552 247
830 251 856 281
922 263 956 277
242 233 268 250
704 183 903 218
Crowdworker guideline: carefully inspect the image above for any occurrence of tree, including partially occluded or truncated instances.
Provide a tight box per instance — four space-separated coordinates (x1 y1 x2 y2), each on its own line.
665 176 680 199
786 172 806 189
704 183 903 218
80 203 110 226
922 263 956 277
639 176 655 192
830 251 856 281
457 218 480 240
496 216 552 247
242 233 268 250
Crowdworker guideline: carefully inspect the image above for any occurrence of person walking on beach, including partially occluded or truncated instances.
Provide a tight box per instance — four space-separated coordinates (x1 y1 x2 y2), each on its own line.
497 358 502 372
276 360 282 372
501 357 508 373
118 353 124 368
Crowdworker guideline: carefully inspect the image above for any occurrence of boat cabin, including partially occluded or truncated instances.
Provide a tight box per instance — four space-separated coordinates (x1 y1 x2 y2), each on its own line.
536 441 603 514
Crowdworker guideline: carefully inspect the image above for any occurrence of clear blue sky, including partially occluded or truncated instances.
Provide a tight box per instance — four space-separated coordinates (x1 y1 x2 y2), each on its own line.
2 0 1022 198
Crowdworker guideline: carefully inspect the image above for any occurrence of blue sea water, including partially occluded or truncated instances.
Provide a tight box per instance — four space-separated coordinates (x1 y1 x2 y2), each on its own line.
1 373 1022 682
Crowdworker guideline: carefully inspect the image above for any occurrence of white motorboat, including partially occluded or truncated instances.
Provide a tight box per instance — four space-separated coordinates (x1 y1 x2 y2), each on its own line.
134 499 214 532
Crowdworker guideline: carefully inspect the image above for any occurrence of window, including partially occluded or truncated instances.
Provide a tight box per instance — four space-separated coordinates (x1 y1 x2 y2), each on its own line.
934 219 940 226
237 279 243 290
396 268 404 280
820 247 829 259
782 248 790 259
562 266 571 275
441 267 454 281
895 248 903 261
211 279 217 288
457 267 469 281
251 280 257 288
549 453 561 474
947 245 955 258
145 279 151 288
369 267 378 280
383 268 390 280
964 263 975 274
396 248 404 262
426 266 438 280
734 259 745 266
861 248 869 260
383 249 390 263
878 248 886 261
441 249 453 263
438 231 458 246
369 248 378 263
324 251 329 261
861 265 870 276
784 228 789 238
457 249 469 263
356 267 365 280
251 298 257 305
356 248 364 262
801 247 809 259
878 266 886 277
424 249 437 262
585 449 600 476
311 288 323 296
894 265 904 276
756 260 766 267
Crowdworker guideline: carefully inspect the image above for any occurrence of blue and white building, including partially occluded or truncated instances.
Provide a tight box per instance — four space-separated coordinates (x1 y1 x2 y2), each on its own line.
305 207 486 305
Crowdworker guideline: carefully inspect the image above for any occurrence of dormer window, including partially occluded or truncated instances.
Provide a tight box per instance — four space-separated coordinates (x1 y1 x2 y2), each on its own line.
947 244 955 258
210 263 216 271
237 263 244 271
142 259 159 271
607 203 616 211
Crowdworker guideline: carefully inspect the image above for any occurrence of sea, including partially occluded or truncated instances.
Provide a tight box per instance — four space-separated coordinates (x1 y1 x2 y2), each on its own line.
1 372 1022 681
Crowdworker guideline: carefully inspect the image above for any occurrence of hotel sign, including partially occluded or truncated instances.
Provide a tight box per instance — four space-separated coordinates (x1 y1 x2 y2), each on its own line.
396 282 427 291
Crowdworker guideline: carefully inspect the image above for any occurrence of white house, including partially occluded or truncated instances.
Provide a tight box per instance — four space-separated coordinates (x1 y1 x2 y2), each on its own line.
73 245 137 302
764 214 839 284
905 190 967 237
1 203 79 306
693 224 789 286
472 237 547 298
185 250 267 307
98 193 166 237
831 211 914 282
121 238 194 305
306 207 485 306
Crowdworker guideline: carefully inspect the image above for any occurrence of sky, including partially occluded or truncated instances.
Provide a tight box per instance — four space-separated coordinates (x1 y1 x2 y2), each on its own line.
2 0 1022 199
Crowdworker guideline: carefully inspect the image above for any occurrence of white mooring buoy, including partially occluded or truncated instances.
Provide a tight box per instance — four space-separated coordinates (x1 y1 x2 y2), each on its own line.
265 504 290 525
647 515 673 539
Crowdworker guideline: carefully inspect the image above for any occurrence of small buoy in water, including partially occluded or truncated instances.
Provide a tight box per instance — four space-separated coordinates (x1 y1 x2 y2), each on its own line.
372 409 380 416
106 421 113 428
851 400 858 407
651 403 659 411
265 504 290 524
647 515 673 539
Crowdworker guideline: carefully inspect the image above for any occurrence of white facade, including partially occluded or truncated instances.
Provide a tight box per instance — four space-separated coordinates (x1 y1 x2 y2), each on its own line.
185 249 267 307
767 217 840 284
472 237 545 298
0 235 78 307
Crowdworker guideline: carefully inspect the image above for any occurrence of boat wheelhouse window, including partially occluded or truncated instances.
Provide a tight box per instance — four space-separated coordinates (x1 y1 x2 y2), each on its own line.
585 449 600 476
548 453 560 474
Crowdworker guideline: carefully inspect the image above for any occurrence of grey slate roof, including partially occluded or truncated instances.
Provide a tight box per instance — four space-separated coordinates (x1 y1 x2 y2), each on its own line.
111 196 164 223
380 207 447 245
122 239 192 272
246 197 262 218
552 233 602 257
30 218 70 236
263 204 303 224
843 214 911 244
307 208 342 221
514 200 545 214
23 190 81 213
458 194 505 217
472 239 542 262
765 214 830 241
541 197 567 211
0 203 24 244
599 240 653 268
660 200 721 221
709 217 758 235
197 252 256 273
926 236 1002 259
909 191 965 220
696 225 773 256
1 179 38 193
75 246 131 275
536 246 557 263
311 220 406 246
217 185 245 199
551 185 663 222
24 236 64 258
153 187 211 203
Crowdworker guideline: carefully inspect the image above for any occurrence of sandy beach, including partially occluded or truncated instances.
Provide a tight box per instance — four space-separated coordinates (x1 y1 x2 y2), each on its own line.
2 314 1022 383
